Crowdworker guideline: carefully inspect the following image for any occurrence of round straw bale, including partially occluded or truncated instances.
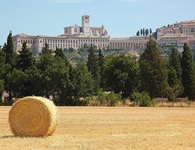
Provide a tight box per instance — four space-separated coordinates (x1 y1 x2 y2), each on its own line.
9 96 58 137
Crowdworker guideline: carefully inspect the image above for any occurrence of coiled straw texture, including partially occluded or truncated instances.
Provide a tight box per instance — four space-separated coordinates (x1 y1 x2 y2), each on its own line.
9 96 58 137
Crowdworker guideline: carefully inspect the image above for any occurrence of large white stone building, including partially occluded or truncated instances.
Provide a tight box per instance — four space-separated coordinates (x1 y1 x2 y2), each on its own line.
13 15 109 53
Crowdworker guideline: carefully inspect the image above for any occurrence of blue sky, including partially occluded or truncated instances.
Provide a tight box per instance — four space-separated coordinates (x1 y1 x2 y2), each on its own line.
0 0 195 45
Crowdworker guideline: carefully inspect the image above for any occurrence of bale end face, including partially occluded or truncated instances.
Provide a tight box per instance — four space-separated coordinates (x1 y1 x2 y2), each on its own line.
9 96 58 137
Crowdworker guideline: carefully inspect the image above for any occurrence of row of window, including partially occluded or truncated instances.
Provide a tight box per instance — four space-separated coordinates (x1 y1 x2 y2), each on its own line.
162 37 188 41
48 43 107 49
42 38 108 44
110 42 146 47
19 39 34 44
43 39 78 44
18 38 109 47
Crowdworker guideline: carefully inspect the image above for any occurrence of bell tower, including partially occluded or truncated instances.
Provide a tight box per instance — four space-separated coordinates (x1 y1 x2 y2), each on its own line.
82 15 90 36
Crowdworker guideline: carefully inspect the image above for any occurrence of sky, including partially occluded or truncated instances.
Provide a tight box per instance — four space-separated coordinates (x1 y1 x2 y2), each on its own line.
0 0 195 45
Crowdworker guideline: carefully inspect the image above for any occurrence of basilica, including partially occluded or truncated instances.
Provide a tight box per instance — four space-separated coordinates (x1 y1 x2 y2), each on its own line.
13 15 109 53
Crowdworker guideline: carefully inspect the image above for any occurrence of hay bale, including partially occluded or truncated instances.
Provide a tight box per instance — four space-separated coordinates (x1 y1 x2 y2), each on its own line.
9 96 58 137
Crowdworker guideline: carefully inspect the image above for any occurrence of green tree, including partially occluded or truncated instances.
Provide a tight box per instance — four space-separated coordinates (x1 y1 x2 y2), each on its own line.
55 48 69 66
37 46 71 105
141 29 143 36
0 49 6 68
131 91 154 107
0 64 11 103
0 47 5 103
55 48 65 59
139 37 168 98
87 45 101 94
42 43 52 55
170 48 182 81
167 67 183 101
103 54 139 98
63 65 75 106
143 28 145 36
167 48 183 100
22 66 42 97
36 48 55 97
37 51 69 103
136 30 140 36
4 31 14 66
7 68 27 98
98 48 104 88
181 43 195 100
1 66 26 103
16 42 35 71
73 62 94 105
193 49 195 62
150 28 152 35
146 29 149 36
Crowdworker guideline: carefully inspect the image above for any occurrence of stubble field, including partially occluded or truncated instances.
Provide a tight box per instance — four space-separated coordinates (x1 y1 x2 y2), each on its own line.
0 106 195 150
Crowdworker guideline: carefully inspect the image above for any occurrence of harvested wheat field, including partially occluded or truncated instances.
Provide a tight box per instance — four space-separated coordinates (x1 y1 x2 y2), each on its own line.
0 107 195 150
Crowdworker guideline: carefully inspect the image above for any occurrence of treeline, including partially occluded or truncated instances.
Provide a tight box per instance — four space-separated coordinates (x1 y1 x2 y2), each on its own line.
136 28 152 36
0 32 195 106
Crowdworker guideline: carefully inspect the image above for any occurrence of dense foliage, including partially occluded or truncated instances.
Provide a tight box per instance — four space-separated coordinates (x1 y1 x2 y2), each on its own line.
103 54 139 98
167 48 183 101
1 32 195 105
139 37 168 98
181 43 195 100
130 91 154 107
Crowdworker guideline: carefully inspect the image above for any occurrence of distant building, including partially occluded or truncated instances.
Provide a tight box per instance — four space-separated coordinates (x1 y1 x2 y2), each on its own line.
12 17 195 54
13 15 109 53
156 20 195 50
110 36 149 50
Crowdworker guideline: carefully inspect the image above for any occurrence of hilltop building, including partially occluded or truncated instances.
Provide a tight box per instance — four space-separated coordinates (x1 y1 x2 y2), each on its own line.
13 15 109 53
156 20 195 50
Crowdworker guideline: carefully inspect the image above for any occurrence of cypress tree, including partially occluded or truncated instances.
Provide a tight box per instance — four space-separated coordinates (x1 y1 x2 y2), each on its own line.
2 43 7 53
136 31 140 36
5 31 14 66
143 28 145 36
87 45 100 94
16 42 35 71
193 50 195 63
150 28 152 35
140 29 143 36
139 37 168 98
181 43 195 100
146 29 149 36
169 48 182 81
98 48 104 88
168 67 179 88
167 67 183 101
167 48 183 99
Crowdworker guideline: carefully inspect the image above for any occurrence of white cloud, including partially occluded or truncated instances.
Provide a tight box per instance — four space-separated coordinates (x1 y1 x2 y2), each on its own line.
43 0 92 4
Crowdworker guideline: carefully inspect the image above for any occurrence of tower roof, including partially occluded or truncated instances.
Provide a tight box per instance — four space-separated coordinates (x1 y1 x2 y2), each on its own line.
82 15 90 17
